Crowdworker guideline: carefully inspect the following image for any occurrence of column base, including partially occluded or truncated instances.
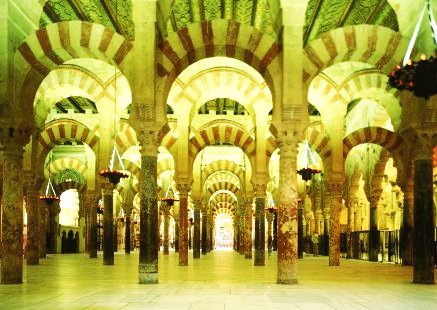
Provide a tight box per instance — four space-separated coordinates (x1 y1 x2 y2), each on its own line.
138 263 158 284
26 257 39 265
277 279 298 285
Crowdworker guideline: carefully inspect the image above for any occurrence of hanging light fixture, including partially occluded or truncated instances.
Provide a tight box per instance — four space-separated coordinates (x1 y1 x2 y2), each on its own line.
297 140 321 181
161 179 179 206
388 0 437 99
39 150 60 205
99 0 128 185
264 196 277 213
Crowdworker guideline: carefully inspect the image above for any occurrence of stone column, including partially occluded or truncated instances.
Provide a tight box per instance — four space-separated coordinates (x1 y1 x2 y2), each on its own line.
138 136 159 284
400 171 414 266
266 211 274 254
193 200 201 259
87 190 98 258
23 174 43 265
174 215 179 252
412 132 434 283
323 207 330 256
346 197 357 259
276 137 298 284
272 209 278 251
244 196 253 259
122 202 134 254
47 200 60 254
101 182 115 265
201 209 208 254
238 206 246 254
1 140 26 284
162 202 170 255
328 182 343 266
39 202 48 258
297 200 303 259
368 190 382 262
254 185 266 266
177 184 190 266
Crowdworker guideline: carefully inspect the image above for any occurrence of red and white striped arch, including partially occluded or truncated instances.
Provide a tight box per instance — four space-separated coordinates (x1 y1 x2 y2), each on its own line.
343 127 404 162
56 181 86 195
202 160 244 179
307 127 332 162
189 123 255 158
38 119 99 153
16 21 133 118
49 157 87 176
158 20 280 107
303 25 408 87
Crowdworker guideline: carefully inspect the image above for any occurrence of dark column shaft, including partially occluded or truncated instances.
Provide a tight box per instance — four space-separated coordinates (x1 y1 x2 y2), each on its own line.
298 206 303 259
26 190 39 265
202 211 208 254
138 155 158 284
254 197 265 266
103 187 114 265
125 215 131 254
89 204 98 258
193 208 200 258
369 206 379 262
179 195 188 266
413 159 434 283
163 205 169 255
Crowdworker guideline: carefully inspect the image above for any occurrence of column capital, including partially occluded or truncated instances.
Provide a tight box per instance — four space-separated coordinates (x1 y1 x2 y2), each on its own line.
326 182 343 196
100 182 115 194
0 125 33 148
122 202 134 214
413 130 434 161
176 183 191 198
254 184 267 198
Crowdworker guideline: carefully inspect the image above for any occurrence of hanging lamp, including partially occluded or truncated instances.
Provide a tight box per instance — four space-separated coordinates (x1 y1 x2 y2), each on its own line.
297 140 321 181
388 0 437 99
39 151 60 205
98 1 128 185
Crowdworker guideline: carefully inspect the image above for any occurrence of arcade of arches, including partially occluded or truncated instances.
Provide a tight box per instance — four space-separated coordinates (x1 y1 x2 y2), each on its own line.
0 0 436 287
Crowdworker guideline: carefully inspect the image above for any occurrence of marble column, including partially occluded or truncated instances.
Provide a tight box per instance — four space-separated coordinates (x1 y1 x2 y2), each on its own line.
177 184 190 266
87 190 98 259
174 216 179 252
193 200 201 259
122 202 134 254
138 144 159 284
413 133 434 283
328 182 343 266
24 187 41 265
276 137 298 284
47 201 60 254
23 172 43 264
400 172 414 266
266 211 274 254
1 141 25 284
162 202 170 255
297 201 303 259
101 182 115 265
244 197 253 259
272 210 278 251
368 191 382 262
346 198 357 259
201 209 208 254
254 186 266 266
323 207 330 256
239 207 246 255
39 202 48 258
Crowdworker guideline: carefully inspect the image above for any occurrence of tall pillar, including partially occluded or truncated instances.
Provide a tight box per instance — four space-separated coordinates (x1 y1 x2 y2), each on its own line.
138 136 159 284
1 140 27 284
193 200 201 258
87 190 98 258
122 202 134 254
39 202 48 258
272 210 278 251
177 184 190 266
297 201 303 259
368 190 382 262
323 207 330 256
254 185 266 266
162 202 170 255
328 182 343 266
266 211 274 254
244 196 253 259
276 136 298 284
412 132 434 283
47 201 60 254
23 174 43 265
239 206 246 254
174 216 179 252
346 197 357 259
201 209 208 254
400 171 414 266
101 183 115 265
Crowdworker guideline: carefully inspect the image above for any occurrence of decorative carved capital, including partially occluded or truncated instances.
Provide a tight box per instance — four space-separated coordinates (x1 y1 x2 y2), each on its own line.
254 184 266 198
0 125 33 147
176 183 191 198
326 182 343 197
413 130 434 161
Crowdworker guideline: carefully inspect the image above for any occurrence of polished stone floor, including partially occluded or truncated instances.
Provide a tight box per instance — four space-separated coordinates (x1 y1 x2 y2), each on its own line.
1 249 436 309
